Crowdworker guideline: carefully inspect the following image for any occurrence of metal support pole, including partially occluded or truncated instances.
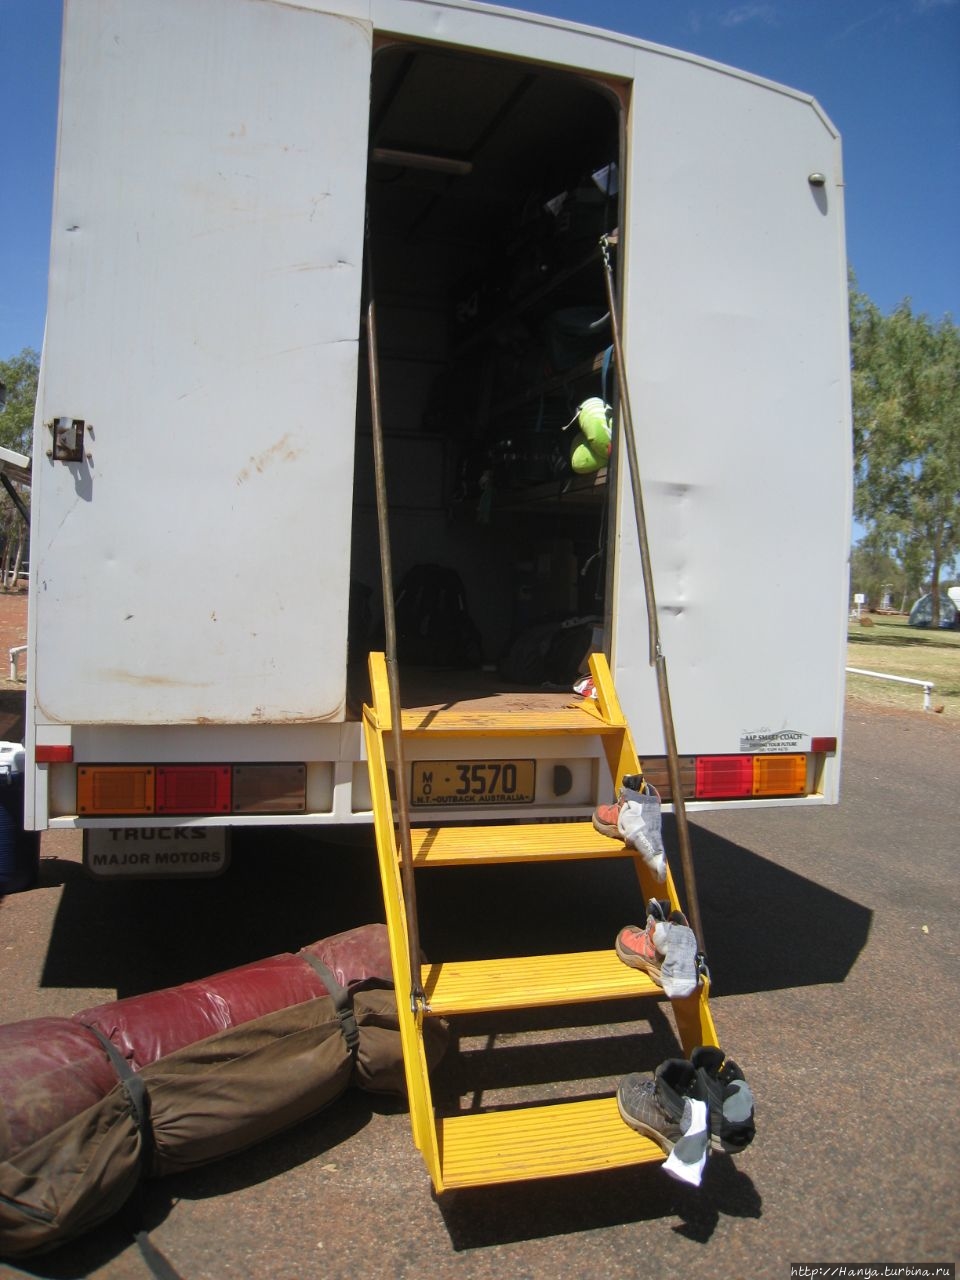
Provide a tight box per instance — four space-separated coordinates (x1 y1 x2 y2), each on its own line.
364 224 426 1012
599 234 705 955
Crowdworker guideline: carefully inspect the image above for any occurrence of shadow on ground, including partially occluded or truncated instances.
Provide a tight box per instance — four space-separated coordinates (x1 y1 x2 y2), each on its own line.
22 819 856 1269
847 628 959 650
437 1151 762 1250
39 821 871 1001
679 820 873 997
5 1082 762 1277
7 1097 375 1280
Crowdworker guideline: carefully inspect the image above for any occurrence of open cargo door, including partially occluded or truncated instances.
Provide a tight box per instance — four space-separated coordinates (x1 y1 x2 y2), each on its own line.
32 0 372 725
612 52 850 771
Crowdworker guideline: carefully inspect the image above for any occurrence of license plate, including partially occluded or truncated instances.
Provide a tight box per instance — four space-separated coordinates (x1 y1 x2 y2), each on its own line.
411 760 536 807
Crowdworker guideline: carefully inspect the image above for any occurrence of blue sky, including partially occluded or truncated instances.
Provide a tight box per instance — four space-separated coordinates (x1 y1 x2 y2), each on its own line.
1 0 957 358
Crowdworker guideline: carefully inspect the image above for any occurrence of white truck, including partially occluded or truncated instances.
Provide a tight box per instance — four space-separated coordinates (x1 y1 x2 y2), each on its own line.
26 0 852 873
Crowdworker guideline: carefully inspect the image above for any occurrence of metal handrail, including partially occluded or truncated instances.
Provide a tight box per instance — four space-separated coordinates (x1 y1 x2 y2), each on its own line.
364 215 425 1013
599 233 705 956
846 667 935 711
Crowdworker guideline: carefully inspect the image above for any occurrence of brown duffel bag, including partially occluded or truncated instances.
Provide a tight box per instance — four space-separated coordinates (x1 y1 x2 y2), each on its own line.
0 985 447 1258
0 996 351 1257
0 925 397 1164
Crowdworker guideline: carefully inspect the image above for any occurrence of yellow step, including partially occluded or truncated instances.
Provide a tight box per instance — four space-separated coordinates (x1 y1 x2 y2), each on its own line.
410 820 630 867
436 1094 664 1189
398 705 616 736
423 949 661 1016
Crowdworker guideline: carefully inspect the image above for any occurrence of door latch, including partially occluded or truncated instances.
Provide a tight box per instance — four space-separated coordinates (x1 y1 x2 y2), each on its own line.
46 418 86 463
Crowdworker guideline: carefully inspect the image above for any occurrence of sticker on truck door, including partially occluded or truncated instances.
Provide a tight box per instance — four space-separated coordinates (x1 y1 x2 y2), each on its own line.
739 728 810 753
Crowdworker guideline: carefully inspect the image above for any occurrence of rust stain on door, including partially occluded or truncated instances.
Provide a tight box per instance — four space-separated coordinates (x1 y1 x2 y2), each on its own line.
236 433 301 485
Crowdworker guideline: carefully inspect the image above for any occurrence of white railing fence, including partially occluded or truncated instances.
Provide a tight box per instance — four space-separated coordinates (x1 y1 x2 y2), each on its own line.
846 667 935 711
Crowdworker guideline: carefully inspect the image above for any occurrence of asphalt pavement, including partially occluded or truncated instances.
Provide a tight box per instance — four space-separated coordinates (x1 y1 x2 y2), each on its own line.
0 700 957 1280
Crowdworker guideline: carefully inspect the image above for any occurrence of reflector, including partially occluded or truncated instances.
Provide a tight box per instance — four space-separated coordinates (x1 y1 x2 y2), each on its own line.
695 755 753 799
753 753 806 797
232 764 307 814
156 766 231 815
77 766 155 816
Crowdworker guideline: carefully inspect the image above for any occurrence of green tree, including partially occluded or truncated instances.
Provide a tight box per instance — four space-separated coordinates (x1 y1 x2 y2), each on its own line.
851 284 960 627
849 537 911 612
0 348 38 589
0 348 39 455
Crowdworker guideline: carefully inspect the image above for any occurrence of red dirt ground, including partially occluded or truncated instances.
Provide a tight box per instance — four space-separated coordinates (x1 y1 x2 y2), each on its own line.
0 586 28 742
0 585 27 653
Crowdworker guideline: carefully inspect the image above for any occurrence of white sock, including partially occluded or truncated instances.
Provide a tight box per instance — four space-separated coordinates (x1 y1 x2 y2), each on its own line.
663 1098 709 1186
616 795 667 881
651 921 699 998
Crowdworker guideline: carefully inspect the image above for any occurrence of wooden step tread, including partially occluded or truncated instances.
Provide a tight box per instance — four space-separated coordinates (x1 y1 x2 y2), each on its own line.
436 1094 664 1189
410 820 629 866
423 949 661 1015
398 705 616 736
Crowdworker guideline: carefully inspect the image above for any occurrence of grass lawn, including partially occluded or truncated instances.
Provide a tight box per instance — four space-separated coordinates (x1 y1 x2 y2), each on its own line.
846 613 960 720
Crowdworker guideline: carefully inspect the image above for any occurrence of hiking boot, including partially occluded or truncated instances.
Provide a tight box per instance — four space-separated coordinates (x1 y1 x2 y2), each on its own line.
654 1056 700 1118
592 776 646 839
594 791 668 884
690 1046 756 1153
592 797 624 838
647 898 687 926
616 1075 686 1152
615 919 663 983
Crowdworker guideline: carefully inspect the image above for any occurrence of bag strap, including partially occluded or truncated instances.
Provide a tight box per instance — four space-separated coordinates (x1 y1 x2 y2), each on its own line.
88 1028 185 1280
300 953 360 1054
88 1027 152 1160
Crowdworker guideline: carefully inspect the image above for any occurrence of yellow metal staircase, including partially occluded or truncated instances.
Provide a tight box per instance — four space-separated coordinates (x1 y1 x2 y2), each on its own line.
363 650 719 1192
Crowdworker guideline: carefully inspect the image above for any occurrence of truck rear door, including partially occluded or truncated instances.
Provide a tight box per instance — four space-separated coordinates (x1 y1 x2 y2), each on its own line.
613 50 850 766
33 0 372 725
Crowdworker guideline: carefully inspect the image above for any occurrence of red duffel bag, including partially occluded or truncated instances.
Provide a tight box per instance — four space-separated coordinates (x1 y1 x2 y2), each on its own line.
72 923 395 1071
0 924 446 1258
